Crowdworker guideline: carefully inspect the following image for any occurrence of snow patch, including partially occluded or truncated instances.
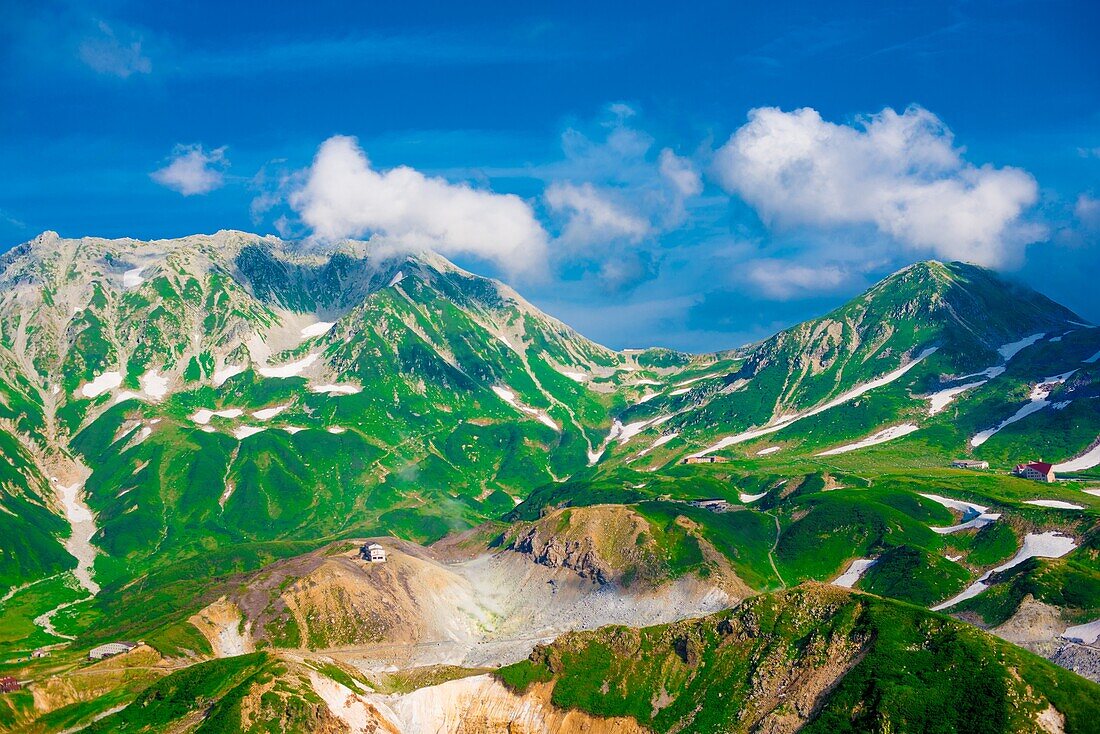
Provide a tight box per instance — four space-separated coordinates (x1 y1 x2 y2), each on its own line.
932 532 1077 610
1023 500 1083 510
1061 618 1100 645
79 371 123 398
999 333 1045 360
233 426 266 440
213 365 245 387
639 432 679 456
833 559 876 588
121 267 144 288
327 426 346 434
816 423 919 456
970 371 1075 447
1053 440 1100 472
56 480 100 596
560 370 587 382
252 404 289 421
669 387 692 396
311 383 363 395
300 321 335 339
491 385 560 431
190 408 244 425
756 446 781 456
139 369 169 399
258 353 318 378
283 426 306 434
739 491 768 503
920 493 1001 534
388 270 406 287
1084 349 1100 364
926 380 986 415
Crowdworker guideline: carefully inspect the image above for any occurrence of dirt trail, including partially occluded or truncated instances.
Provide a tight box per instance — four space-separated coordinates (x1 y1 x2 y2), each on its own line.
767 511 787 589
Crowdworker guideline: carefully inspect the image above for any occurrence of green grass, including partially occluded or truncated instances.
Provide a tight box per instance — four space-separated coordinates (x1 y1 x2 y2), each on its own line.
858 545 970 606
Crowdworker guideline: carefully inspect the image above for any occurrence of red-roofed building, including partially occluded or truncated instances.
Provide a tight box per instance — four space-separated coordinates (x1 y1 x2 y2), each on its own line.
1013 461 1055 483
0 676 20 693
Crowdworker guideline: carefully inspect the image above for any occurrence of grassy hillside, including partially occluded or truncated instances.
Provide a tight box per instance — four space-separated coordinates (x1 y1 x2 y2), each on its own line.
498 584 1099 733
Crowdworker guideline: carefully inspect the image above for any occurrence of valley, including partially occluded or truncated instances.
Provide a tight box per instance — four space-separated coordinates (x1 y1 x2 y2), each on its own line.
0 232 1098 732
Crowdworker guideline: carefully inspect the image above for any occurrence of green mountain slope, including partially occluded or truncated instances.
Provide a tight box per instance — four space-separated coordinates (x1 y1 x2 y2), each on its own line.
498 584 1099 733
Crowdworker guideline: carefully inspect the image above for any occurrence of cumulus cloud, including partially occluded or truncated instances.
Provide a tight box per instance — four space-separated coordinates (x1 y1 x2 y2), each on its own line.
745 259 851 299
545 182 650 247
151 144 229 195
78 21 151 78
714 106 1044 266
1077 194 1100 230
289 135 548 276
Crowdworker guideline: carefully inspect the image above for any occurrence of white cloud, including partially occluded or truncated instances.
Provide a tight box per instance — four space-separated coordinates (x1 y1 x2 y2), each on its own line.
659 148 702 197
745 259 850 299
1077 194 1100 230
78 21 151 78
541 108 702 260
289 135 548 276
714 106 1044 266
151 144 229 196
545 182 650 247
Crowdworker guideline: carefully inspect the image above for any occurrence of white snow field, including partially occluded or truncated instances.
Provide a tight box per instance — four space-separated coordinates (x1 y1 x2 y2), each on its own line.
311 383 363 395
233 426 267 440
1053 439 1100 472
832 559 877 588
300 321 335 339
926 380 986 415
213 365 246 387
816 423 919 456
491 386 560 431
998 333 1045 360
79 370 123 398
1061 618 1100 645
252 404 289 421
970 371 1075 447
122 266 144 288
920 493 1000 534
140 369 169 399
1022 500 1083 510
258 353 318 378
190 408 245 424
932 532 1077 611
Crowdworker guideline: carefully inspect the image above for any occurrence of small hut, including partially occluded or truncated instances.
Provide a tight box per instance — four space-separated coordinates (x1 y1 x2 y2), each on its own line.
360 542 387 563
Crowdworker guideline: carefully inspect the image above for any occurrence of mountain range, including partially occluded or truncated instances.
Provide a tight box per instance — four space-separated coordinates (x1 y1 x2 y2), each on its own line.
1 231 1098 733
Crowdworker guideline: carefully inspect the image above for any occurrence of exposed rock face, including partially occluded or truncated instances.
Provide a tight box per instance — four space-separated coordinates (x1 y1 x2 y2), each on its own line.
509 525 615 585
381 675 646 734
991 595 1100 683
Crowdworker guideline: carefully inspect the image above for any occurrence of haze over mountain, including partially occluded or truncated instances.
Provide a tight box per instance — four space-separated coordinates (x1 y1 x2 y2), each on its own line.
0 230 1098 732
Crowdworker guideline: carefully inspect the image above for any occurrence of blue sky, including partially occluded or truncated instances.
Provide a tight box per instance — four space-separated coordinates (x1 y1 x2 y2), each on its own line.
2 0 1098 351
